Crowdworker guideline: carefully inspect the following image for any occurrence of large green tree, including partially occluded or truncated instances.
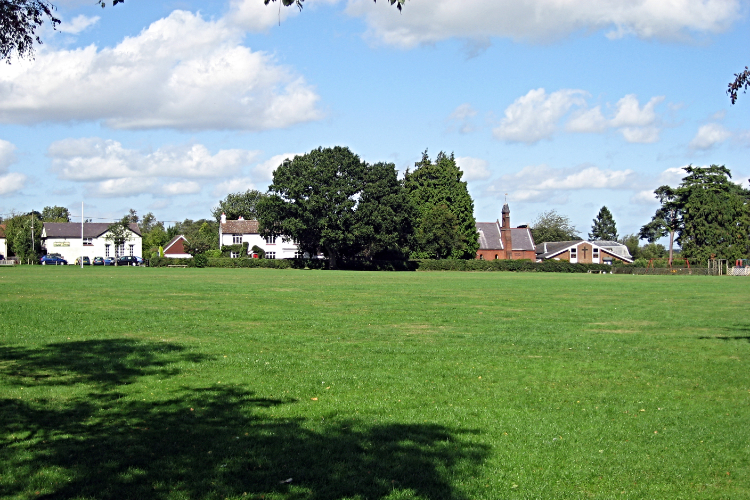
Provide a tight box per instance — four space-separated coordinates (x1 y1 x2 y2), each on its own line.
531 210 580 244
403 151 478 260
639 185 680 265
212 190 267 222
258 146 414 268
589 206 618 241
642 165 750 264
3 211 42 261
41 205 70 222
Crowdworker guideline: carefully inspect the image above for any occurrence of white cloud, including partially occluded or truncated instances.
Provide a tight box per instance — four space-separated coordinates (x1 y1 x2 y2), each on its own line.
57 14 100 34
160 181 202 196
563 94 664 143
689 123 732 150
490 164 636 200
455 156 491 181
657 167 687 186
0 10 321 131
0 172 26 195
87 177 156 198
211 178 257 198
448 103 478 133
345 0 741 48
493 88 587 144
49 138 259 181
0 139 17 173
630 190 659 205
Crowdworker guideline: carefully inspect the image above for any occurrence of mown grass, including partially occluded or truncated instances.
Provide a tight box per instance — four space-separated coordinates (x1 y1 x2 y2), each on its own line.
0 266 748 500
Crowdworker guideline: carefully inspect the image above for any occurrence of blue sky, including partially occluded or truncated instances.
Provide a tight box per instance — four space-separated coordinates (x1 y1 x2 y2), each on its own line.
0 0 748 239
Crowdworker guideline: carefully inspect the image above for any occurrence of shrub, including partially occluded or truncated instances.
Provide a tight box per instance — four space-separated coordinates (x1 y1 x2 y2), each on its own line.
193 254 208 268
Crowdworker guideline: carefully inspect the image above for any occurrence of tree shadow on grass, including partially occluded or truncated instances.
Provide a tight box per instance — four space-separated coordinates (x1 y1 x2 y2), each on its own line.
0 340 488 500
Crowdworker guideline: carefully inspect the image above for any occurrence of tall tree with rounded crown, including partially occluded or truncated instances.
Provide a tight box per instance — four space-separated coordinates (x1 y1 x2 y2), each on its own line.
403 151 478 259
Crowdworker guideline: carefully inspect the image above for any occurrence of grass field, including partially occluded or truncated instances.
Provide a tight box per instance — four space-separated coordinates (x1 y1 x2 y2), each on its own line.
0 267 748 500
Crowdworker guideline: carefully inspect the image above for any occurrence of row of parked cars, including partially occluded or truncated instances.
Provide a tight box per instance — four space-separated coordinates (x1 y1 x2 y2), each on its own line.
40 254 143 266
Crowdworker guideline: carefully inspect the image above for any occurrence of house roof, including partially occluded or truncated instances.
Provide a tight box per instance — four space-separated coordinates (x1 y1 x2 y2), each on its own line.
220 219 259 234
163 235 187 254
536 240 633 263
42 222 141 238
476 222 503 250
510 227 535 251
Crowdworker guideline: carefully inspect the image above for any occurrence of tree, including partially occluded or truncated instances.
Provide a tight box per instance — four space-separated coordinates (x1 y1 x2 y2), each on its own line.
139 212 168 258
265 0 407 11
3 211 42 261
642 165 750 264
105 216 135 264
257 146 414 269
639 185 679 265
0 0 59 63
41 205 70 222
618 234 640 260
403 151 478 260
530 210 580 244
728 66 749 105
175 219 219 257
212 190 267 222
589 206 618 241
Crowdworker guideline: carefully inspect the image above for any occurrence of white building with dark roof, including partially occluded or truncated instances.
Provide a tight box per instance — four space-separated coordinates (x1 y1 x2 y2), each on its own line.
41 222 142 263
535 240 633 265
218 214 300 259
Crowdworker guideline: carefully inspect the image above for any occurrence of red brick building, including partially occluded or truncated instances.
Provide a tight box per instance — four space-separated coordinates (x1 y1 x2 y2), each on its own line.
475 203 536 260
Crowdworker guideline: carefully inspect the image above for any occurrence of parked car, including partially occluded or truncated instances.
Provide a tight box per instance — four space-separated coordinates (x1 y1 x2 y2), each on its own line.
92 257 105 266
103 257 115 266
40 255 68 265
74 256 91 266
0 254 4 260
117 255 140 266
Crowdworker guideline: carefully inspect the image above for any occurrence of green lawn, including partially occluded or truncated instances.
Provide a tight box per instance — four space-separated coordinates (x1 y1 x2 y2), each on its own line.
0 267 748 499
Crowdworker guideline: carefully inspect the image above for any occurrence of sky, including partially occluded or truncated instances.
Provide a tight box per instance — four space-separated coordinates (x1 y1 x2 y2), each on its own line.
0 0 748 240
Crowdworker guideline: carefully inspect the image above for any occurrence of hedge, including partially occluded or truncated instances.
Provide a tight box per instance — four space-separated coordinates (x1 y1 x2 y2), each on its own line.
149 256 614 273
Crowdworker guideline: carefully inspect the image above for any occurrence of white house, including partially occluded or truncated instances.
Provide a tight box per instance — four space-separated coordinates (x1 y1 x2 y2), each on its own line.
42 222 142 263
219 214 300 259
0 224 7 258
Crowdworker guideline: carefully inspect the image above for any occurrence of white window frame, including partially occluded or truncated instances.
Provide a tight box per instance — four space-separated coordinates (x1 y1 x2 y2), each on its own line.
129 244 134 256
266 251 276 259
231 251 239 258
570 247 577 263
83 237 93 246
117 244 125 257
593 247 600 263
265 235 275 245
294 250 303 259
105 244 110 257
232 234 242 244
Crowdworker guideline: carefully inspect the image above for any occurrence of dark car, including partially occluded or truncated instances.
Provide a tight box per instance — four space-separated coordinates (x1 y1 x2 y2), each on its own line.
92 257 105 266
117 255 140 266
40 255 68 265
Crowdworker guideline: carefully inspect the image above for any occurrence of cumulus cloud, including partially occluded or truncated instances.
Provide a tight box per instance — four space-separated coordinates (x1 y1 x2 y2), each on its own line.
493 89 587 144
563 94 665 143
0 10 321 131
86 177 156 198
49 138 259 181
252 152 303 181
689 123 732 150
488 164 636 201
0 139 17 173
57 14 100 34
345 0 740 47
0 172 27 195
455 156 491 181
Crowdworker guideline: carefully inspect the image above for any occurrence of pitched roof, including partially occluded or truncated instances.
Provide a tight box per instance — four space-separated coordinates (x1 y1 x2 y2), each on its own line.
510 227 535 251
536 240 633 263
221 220 259 234
43 222 141 238
163 235 187 254
476 222 503 250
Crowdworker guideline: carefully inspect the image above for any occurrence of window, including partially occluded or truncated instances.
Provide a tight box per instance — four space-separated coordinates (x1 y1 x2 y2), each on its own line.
231 251 239 258
593 248 600 261
83 237 93 246
129 245 134 256
570 247 577 261
265 235 275 244
232 234 242 244
117 244 125 257
494 254 499 260
294 250 303 259
266 251 276 259
479 254 484 260
105 245 110 257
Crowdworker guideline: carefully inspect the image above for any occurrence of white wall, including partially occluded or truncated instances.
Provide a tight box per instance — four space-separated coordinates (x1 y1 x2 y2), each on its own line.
220 232 299 259
45 231 142 263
